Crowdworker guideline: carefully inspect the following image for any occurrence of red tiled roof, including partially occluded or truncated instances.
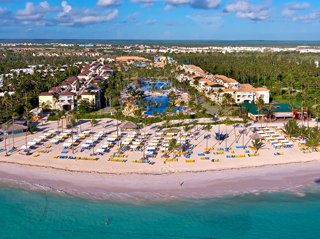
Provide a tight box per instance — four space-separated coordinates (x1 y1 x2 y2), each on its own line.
49 87 61 94
59 91 75 96
214 75 238 83
64 76 78 84
81 92 95 96
39 92 53 96
185 65 205 74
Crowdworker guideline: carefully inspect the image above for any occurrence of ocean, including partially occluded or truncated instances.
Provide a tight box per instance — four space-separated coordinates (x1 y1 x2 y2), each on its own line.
1 39 320 47
1 186 320 239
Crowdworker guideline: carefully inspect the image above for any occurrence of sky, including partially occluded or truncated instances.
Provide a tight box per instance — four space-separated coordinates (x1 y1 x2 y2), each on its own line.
0 0 320 40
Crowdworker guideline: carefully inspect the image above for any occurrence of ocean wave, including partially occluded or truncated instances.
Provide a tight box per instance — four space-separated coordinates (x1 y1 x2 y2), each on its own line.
1 175 320 205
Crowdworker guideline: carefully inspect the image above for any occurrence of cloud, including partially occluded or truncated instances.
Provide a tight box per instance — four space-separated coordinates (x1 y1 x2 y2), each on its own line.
281 2 319 22
131 0 158 7
165 20 179 26
187 12 222 26
121 12 139 23
224 0 270 21
165 0 221 10
284 2 310 10
290 10 320 22
145 19 157 25
0 7 12 24
97 0 122 7
4 1 119 27
282 2 310 18
61 1 72 14
15 1 59 25
56 3 119 26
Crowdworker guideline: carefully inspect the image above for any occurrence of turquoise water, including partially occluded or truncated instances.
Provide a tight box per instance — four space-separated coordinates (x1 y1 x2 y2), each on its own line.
139 81 182 115
1 186 320 239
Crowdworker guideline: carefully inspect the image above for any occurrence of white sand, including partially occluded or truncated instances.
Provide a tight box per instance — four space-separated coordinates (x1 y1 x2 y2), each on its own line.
0 119 319 199
0 160 320 200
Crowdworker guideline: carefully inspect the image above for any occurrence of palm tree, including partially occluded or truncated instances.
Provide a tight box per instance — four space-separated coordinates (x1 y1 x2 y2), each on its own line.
299 125 308 142
251 139 265 153
165 118 170 129
306 126 320 147
256 98 265 122
134 108 143 133
115 109 122 149
217 88 223 104
282 119 300 138
74 111 81 132
222 93 233 105
23 108 32 155
2 92 12 120
104 88 113 108
183 125 190 134
40 102 48 121
91 118 97 127
69 117 76 154
265 104 274 122
204 124 212 153
11 112 19 149
169 138 178 159
57 111 64 133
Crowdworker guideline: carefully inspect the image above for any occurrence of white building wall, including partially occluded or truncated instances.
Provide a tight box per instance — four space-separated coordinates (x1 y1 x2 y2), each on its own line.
256 90 270 104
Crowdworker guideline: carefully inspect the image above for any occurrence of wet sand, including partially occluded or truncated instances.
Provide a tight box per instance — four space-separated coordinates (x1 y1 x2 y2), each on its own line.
1 160 320 201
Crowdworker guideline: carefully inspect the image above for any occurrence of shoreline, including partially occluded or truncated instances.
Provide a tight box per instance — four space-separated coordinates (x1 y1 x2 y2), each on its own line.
0 158 319 176
1 160 320 202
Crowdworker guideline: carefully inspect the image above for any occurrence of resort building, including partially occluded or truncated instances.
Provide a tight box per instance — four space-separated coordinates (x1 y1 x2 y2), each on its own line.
180 64 270 105
39 92 56 110
153 56 175 68
38 60 111 112
214 75 239 88
244 102 293 121
80 85 101 110
58 92 76 111
116 56 150 65
0 74 3 87
182 64 210 78
61 76 79 93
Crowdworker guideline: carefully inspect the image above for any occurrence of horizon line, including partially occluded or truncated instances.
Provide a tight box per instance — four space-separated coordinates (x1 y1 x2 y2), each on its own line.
1 39 320 42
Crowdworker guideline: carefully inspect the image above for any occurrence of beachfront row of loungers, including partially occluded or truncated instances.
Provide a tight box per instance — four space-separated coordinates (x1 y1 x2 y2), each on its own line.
145 131 190 158
108 152 128 163
254 126 294 149
298 145 320 154
19 130 59 152
119 132 150 153
185 159 220 163
53 155 98 160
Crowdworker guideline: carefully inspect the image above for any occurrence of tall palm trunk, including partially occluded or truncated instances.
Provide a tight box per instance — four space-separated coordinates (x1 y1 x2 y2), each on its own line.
12 117 15 149
4 133 7 156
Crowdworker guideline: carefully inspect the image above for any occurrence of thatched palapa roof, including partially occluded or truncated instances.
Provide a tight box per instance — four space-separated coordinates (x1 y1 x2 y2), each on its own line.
121 122 138 130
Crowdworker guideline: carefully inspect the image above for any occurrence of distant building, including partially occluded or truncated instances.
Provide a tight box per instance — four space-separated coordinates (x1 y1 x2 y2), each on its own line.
116 56 150 64
183 64 208 78
0 74 3 87
80 92 101 109
61 76 79 92
59 92 76 111
180 64 270 105
37 60 113 112
244 102 293 121
39 92 56 110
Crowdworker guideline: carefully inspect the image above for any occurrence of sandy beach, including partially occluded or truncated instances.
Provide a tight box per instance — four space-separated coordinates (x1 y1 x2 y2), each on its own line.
1 160 320 201
1 118 320 200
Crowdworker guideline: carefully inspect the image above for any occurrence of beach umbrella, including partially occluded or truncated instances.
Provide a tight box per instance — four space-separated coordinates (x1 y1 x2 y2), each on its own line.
250 133 263 140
